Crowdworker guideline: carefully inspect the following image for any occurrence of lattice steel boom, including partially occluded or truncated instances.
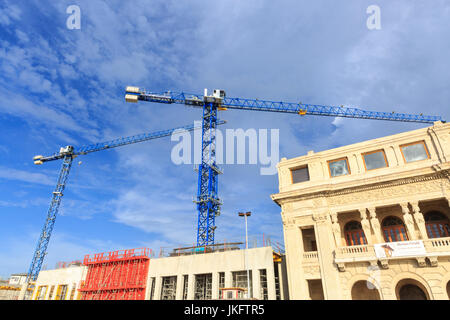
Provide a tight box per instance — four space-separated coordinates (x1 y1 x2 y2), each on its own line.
125 86 445 247
26 122 225 282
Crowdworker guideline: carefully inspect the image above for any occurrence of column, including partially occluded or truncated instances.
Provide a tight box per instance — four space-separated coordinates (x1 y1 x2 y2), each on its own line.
283 223 309 299
330 212 342 247
175 274 184 300
266 262 277 300
359 208 373 244
154 276 162 300
313 212 343 300
410 201 428 240
400 203 417 240
252 269 260 300
187 274 195 300
211 272 219 300
368 207 383 243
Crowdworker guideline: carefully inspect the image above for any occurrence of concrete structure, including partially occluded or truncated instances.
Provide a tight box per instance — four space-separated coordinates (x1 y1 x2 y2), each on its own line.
147 246 287 300
31 265 87 300
272 121 450 300
8 273 27 286
0 273 30 300
25 245 287 300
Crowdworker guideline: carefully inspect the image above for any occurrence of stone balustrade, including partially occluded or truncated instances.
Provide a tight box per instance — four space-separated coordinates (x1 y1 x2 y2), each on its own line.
335 244 376 261
302 251 319 261
423 237 450 253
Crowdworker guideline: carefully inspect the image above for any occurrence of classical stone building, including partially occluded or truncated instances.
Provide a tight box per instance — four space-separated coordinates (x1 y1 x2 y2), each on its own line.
272 121 450 300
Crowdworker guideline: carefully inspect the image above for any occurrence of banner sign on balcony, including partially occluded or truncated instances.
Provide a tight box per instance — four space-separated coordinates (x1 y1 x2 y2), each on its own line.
374 240 426 258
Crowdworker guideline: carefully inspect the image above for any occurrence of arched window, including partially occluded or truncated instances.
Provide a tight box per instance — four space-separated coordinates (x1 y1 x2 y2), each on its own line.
344 221 367 246
424 211 450 238
351 280 380 300
382 216 408 242
396 279 429 300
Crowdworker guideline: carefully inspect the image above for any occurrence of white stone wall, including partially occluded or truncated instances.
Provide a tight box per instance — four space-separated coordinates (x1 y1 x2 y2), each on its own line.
146 246 279 300
33 266 87 300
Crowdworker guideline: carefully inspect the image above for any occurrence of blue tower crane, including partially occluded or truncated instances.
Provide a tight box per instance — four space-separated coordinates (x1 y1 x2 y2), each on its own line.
26 121 225 282
124 86 444 247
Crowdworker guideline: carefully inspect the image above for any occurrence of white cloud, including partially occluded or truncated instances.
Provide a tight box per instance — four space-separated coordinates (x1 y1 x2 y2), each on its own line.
0 166 55 186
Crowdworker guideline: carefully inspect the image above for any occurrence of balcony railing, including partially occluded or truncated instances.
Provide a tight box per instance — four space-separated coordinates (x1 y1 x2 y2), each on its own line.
303 251 319 261
335 237 450 263
335 244 376 261
423 237 450 253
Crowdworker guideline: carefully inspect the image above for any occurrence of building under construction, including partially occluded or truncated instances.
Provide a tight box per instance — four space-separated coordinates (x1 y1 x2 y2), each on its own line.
27 240 288 300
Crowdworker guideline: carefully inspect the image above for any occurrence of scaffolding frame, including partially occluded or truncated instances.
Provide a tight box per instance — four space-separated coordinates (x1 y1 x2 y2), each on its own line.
194 274 212 300
78 248 150 300
160 276 177 300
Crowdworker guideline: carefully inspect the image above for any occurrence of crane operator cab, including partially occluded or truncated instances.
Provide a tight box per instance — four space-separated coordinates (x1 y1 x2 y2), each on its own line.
204 89 226 107
59 146 74 155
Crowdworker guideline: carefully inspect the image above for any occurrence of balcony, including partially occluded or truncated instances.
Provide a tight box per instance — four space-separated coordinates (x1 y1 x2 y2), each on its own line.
334 237 450 270
423 237 450 253
302 251 320 278
303 251 319 261
335 244 376 262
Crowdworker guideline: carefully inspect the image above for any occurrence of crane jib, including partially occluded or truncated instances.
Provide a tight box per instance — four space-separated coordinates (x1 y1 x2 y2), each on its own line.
137 91 443 124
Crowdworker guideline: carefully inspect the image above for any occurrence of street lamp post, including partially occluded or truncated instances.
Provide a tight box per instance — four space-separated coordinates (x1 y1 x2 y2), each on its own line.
238 211 251 299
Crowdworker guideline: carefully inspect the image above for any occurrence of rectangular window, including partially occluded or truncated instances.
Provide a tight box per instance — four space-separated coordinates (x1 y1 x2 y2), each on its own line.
307 280 324 300
291 166 309 183
161 276 177 300
232 271 252 297
35 286 47 300
362 150 388 170
259 269 268 300
301 227 317 252
218 272 225 298
400 141 430 163
69 284 76 300
328 158 350 177
194 274 212 300
149 277 155 300
55 284 68 300
182 275 189 300
48 285 55 300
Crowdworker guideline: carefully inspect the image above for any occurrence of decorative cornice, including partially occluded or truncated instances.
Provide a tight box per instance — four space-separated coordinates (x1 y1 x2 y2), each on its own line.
273 170 450 205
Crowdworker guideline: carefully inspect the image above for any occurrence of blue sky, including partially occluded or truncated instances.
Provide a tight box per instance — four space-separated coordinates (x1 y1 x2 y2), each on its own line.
0 0 449 279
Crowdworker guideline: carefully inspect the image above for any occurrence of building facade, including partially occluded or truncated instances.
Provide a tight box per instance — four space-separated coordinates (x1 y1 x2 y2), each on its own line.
272 121 450 300
146 246 287 300
32 265 87 300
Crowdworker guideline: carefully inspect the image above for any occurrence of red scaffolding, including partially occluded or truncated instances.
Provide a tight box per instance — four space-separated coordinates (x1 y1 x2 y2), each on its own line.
78 247 150 300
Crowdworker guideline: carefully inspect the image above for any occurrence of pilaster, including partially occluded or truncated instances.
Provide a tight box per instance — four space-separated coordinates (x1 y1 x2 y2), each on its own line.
359 208 373 244
313 212 343 299
400 203 417 240
410 201 428 240
368 207 383 243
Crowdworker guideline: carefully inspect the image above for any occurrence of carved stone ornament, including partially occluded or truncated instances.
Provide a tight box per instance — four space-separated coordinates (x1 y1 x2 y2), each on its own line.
416 257 426 268
327 175 448 206
379 259 389 269
312 213 329 224
304 265 321 275
428 256 438 267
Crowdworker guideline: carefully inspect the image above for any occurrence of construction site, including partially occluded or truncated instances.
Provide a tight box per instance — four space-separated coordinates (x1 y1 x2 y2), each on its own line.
16 237 287 301
1 87 449 301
